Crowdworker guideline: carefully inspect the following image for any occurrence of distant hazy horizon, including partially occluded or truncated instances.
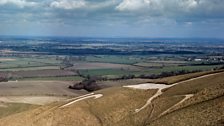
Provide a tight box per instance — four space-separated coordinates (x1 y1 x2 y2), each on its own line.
0 35 224 40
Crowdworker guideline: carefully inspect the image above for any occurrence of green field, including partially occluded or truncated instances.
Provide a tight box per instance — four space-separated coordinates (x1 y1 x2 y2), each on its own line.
17 76 83 81
0 57 60 71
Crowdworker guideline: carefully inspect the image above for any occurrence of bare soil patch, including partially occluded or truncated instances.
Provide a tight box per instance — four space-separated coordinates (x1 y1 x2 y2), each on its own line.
0 58 16 61
2 69 77 78
0 80 87 96
0 96 66 105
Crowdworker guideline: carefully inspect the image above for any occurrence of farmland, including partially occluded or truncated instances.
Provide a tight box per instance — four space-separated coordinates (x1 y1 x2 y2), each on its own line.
0 37 223 96
0 37 223 81
0 57 60 71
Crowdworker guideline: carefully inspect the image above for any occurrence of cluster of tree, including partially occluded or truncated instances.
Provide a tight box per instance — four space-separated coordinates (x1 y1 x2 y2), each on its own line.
76 69 204 83
0 76 8 82
117 74 135 80
138 70 201 79
69 78 101 92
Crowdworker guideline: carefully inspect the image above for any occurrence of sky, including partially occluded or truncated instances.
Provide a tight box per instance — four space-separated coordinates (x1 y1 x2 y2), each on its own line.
0 0 224 38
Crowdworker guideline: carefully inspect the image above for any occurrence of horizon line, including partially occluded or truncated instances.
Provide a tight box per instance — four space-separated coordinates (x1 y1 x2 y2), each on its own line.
0 35 224 40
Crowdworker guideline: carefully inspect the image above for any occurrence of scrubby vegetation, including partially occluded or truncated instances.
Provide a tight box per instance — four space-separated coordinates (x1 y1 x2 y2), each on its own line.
0 76 8 82
69 78 101 92
0 73 8 82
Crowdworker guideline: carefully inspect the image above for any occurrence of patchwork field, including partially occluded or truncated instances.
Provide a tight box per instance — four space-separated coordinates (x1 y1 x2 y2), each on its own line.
0 56 221 80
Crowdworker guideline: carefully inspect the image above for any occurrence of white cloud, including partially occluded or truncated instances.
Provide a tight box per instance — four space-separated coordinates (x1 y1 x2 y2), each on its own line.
114 0 224 21
50 0 87 10
50 0 117 10
115 0 201 12
0 0 37 8
180 0 199 9
115 0 151 11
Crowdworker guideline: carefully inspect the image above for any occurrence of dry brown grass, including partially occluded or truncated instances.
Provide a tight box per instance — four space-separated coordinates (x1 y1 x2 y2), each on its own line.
149 95 224 126
0 103 38 119
0 70 224 126
162 72 224 96
0 87 157 126
149 96 184 120
89 87 157 125
164 83 224 115
147 72 224 126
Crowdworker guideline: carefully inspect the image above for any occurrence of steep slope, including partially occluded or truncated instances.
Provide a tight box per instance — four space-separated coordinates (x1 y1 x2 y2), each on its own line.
0 71 223 126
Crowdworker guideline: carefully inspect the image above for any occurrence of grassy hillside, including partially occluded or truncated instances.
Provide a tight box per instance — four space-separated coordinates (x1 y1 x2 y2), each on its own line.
0 71 223 126
0 103 38 119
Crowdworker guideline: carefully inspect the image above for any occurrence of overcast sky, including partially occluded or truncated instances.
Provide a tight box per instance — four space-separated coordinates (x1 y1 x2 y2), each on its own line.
0 0 224 38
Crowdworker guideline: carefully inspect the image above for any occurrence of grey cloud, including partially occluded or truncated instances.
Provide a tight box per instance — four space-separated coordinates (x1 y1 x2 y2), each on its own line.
0 0 224 38
0 0 38 8
115 0 224 20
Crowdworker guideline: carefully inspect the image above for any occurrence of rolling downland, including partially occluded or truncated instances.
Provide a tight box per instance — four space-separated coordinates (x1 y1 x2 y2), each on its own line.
0 71 223 126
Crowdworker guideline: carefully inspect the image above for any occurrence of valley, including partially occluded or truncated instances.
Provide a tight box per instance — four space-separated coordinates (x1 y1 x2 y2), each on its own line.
0 37 223 126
